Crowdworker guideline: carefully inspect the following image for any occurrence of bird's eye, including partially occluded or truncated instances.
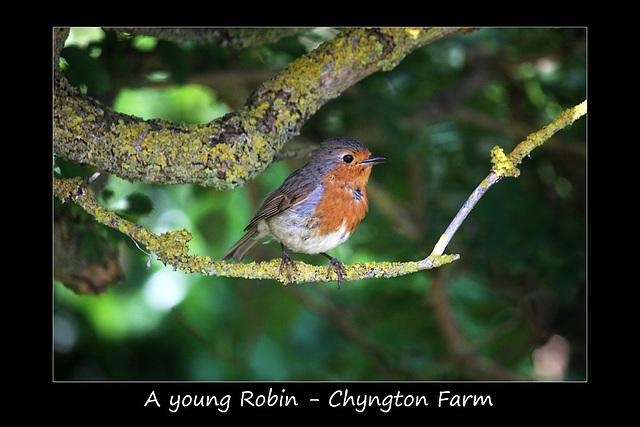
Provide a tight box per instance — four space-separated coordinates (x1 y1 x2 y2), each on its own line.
342 154 354 163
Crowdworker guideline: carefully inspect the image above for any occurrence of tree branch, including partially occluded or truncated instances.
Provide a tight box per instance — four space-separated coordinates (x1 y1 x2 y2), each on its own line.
54 174 456 287
427 100 587 258
54 27 476 189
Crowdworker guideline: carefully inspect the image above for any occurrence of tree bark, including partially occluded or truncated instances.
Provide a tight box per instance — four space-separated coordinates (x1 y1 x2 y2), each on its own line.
54 27 475 189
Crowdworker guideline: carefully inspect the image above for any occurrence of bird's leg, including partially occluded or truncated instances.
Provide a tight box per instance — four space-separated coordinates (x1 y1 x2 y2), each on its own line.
321 252 346 289
279 243 297 283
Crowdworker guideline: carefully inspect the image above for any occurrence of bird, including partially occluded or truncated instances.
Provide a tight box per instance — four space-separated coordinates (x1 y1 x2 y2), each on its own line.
221 137 385 288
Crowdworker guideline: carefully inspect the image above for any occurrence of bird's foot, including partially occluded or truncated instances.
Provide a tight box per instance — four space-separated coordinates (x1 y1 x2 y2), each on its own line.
279 244 298 283
321 252 346 289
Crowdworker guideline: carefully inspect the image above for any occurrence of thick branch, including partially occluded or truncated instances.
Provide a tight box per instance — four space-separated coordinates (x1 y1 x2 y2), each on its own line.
54 27 476 189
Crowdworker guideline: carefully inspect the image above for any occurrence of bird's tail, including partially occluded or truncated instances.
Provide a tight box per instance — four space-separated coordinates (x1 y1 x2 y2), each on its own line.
221 227 260 262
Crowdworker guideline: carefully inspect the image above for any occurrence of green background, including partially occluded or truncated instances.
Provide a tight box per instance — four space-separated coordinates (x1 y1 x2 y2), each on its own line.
54 28 586 381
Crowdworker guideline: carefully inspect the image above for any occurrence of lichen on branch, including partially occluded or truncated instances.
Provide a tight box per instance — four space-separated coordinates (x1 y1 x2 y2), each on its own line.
54 27 475 189
430 100 587 257
491 100 588 178
54 175 457 288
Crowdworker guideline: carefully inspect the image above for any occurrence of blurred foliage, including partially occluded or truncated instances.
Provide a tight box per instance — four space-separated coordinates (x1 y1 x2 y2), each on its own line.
54 27 586 381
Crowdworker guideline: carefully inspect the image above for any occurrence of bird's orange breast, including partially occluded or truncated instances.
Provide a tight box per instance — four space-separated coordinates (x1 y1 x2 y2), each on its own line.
312 161 372 237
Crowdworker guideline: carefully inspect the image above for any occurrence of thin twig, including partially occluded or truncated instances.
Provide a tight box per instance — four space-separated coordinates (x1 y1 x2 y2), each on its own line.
424 100 587 260
429 172 501 258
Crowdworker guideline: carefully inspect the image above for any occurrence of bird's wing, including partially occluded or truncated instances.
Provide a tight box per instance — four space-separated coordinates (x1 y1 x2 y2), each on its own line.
243 171 318 231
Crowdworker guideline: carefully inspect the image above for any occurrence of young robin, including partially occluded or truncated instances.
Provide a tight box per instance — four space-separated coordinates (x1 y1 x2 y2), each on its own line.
222 137 385 288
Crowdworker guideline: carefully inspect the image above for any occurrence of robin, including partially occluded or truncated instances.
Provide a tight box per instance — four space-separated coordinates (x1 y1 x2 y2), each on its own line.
222 137 385 288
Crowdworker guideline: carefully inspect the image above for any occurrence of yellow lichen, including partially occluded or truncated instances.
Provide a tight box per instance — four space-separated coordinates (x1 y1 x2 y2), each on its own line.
491 146 520 178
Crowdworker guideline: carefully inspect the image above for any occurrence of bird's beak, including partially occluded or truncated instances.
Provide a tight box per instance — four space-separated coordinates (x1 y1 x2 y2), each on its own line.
361 155 386 165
